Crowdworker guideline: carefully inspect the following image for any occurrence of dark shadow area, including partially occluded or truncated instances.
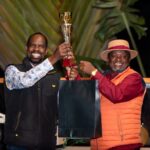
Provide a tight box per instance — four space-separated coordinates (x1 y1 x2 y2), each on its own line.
0 69 4 78
141 84 150 146
0 67 5 149
142 87 150 134
117 0 150 77
0 83 6 149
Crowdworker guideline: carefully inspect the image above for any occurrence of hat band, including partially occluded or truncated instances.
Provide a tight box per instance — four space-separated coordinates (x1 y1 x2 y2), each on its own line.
109 45 130 50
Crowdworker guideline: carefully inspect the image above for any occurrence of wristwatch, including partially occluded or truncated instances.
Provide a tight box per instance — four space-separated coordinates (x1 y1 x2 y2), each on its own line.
91 69 98 76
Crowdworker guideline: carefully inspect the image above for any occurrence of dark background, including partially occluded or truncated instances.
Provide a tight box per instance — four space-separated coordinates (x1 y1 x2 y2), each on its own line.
136 0 150 77
117 0 150 77
0 69 4 77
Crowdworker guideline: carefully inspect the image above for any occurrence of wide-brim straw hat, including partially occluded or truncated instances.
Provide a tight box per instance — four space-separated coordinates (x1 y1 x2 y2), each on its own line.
100 39 138 62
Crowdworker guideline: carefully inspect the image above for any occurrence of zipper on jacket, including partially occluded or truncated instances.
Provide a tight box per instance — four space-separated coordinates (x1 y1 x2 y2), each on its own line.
37 82 41 146
14 111 21 131
117 113 124 141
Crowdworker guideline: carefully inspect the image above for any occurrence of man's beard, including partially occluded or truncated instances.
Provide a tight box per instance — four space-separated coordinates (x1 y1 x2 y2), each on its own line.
111 65 128 72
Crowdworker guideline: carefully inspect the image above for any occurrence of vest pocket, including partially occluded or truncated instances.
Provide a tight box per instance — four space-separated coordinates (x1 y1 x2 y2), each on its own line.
43 83 58 96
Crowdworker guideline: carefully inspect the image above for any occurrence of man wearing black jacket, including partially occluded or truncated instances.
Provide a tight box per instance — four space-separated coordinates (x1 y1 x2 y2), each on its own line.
4 32 74 150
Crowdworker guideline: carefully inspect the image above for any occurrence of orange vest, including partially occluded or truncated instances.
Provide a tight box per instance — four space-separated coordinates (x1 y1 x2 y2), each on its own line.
91 67 146 150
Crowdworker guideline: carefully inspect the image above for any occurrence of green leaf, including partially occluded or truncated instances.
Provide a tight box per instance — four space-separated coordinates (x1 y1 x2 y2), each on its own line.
132 25 147 39
125 0 139 6
93 1 118 9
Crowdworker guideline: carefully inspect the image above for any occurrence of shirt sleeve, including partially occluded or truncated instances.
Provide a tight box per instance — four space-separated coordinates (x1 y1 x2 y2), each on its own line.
92 71 145 103
5 59 54 90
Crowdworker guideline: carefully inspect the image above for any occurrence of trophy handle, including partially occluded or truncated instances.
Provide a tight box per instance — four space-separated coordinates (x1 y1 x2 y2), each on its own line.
61 23 72 44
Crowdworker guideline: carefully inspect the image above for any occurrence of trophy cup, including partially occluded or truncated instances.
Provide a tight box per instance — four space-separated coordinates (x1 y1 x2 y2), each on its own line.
59 11 76 79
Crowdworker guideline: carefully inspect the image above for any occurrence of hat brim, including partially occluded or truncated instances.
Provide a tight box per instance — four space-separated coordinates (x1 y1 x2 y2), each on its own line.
100 49 138 62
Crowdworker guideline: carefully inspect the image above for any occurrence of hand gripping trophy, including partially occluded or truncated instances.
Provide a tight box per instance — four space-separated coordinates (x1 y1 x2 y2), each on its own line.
59 11 76 79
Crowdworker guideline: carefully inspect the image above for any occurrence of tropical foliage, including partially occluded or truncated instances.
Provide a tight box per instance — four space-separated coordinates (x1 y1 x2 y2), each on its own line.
0 0 103 70
0 0 147 76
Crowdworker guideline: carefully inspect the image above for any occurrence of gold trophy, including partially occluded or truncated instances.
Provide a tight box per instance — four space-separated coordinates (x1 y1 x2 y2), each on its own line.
59 11 76 79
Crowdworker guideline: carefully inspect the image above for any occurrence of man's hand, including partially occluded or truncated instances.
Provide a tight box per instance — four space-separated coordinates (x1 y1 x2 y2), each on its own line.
80 61 96 75
48 42 72 65
67 66 79 80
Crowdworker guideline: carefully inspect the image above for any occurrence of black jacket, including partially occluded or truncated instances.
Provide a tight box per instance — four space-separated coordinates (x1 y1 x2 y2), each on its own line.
4 58 63 149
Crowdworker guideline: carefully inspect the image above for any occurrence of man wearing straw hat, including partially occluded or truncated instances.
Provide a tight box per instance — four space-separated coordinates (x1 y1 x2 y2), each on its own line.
80 39 146 150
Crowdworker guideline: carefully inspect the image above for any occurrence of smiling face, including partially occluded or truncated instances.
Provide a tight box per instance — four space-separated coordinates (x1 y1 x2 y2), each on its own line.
26 33 48 64
108 50 131 72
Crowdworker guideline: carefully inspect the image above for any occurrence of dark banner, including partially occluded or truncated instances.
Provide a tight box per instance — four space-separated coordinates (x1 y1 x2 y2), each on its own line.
58 80 102 139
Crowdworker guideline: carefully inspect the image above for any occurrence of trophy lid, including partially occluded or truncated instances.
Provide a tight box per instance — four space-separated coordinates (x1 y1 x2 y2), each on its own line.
59 11 72 24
